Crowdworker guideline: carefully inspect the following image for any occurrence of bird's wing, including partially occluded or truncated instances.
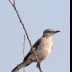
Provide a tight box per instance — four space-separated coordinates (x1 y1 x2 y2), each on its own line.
24 38 42 61
12 38 42 72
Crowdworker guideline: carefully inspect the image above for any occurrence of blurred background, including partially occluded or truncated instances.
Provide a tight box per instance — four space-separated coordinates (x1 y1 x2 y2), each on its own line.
0 0 70 72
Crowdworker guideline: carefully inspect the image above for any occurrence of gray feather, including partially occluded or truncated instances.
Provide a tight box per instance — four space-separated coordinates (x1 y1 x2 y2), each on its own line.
24 38 41 61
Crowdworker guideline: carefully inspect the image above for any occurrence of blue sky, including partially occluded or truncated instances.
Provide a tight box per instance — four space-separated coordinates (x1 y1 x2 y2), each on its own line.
0 0 70 72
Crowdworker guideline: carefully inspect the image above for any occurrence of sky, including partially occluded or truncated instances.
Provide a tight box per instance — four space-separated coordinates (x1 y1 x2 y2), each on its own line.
0 0 70 72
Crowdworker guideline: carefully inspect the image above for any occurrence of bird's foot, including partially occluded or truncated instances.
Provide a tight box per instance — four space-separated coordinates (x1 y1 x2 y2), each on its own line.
36 62 43 72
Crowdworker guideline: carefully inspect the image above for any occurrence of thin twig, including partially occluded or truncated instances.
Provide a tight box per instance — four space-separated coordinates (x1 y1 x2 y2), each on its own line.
17 64 19 72
23 34 25 72
9 0 42 72
13 0 15 6
23 35 25 58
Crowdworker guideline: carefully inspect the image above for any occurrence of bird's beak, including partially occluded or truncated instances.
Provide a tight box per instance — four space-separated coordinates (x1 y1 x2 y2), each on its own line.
55 31 60 33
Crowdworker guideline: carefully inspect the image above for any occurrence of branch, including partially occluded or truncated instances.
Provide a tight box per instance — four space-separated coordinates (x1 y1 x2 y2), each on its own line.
23 34 25 72
17 64 19 72
9 0 42 72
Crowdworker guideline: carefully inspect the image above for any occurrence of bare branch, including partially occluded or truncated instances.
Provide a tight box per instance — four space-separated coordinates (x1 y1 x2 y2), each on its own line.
23 34 25 72
13 0 15 6
17 64 19 72
9 0 42 72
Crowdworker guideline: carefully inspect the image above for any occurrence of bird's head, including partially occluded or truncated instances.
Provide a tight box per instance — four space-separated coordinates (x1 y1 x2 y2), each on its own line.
43 29 60 37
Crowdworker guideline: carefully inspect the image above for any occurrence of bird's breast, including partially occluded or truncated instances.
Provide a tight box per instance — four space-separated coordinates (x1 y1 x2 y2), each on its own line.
35 38 53 61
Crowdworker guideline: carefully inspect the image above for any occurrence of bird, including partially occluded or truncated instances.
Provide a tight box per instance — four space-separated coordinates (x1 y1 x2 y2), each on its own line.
12 29 60 72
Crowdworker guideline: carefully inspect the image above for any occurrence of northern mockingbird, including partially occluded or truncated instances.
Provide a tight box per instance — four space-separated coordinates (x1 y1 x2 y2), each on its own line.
12 29 60 72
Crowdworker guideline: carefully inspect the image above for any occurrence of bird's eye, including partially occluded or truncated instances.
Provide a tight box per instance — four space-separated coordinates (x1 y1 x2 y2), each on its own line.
48 31 51 33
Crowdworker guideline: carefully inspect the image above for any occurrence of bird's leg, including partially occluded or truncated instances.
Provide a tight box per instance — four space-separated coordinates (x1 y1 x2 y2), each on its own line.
36 62 43 72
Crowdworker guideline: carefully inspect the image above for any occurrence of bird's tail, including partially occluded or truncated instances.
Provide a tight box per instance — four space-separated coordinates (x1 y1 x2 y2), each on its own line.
12 60 30 72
